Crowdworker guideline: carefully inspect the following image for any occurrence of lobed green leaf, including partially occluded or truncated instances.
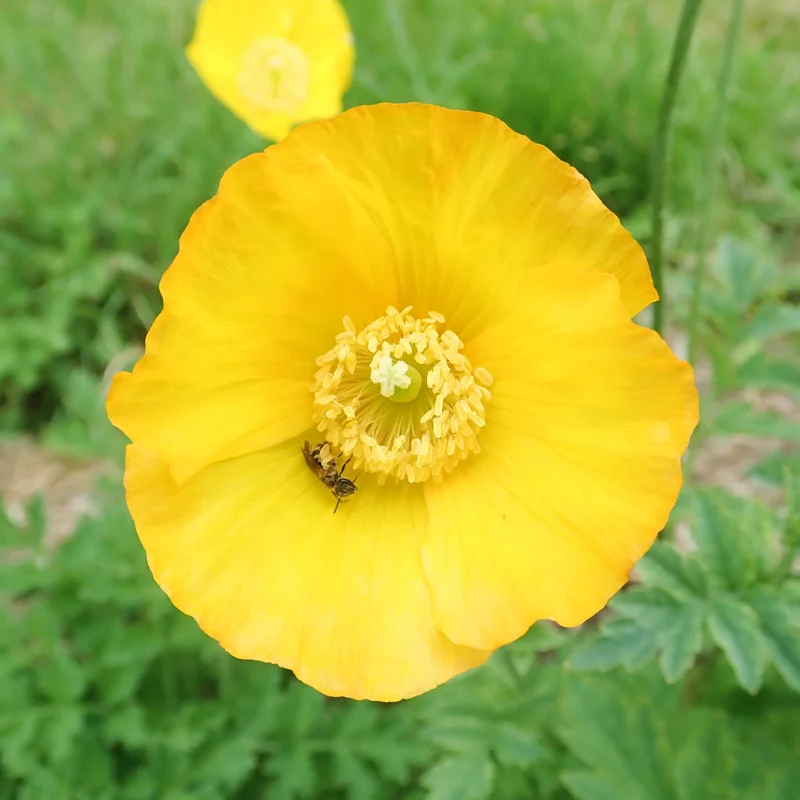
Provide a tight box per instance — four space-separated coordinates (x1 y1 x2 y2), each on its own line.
421 751 496 800
707 596 768 694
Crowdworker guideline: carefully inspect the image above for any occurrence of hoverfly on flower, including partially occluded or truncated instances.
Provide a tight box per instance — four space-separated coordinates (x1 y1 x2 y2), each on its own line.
107 103 698 701
301 440 358 513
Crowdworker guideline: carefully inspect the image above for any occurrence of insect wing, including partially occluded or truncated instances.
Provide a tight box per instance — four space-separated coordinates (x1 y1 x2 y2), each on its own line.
302 442 325 477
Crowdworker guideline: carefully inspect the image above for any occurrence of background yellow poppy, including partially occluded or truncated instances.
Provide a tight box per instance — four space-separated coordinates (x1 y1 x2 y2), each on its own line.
187 0 354 140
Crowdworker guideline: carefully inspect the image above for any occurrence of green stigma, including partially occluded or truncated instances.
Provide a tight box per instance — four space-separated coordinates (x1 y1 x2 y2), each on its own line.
370 356 423 403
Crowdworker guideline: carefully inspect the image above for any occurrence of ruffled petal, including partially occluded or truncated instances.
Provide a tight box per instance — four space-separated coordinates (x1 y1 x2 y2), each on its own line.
125 439 488 701
422 267 698 650
274 103 656 334
107 152 395 484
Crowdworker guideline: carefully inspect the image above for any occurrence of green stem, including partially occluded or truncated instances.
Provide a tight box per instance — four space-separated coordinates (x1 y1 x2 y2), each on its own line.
773 466 800 584
686 0 746 364
649 0 705 335
380 0 433 102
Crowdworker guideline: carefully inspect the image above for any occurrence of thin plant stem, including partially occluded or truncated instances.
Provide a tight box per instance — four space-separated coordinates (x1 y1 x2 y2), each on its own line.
649 0 704 335
686 0 746 365
380 0 434 102
772 466 800 585
353 65 388 101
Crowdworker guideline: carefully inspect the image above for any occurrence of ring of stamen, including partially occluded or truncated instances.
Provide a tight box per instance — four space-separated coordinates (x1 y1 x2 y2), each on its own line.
312 307 493 483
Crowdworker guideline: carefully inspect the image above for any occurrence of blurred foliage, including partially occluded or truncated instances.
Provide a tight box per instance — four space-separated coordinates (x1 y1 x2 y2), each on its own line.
569 486 800 693
2 0 800 797
2 474 800 798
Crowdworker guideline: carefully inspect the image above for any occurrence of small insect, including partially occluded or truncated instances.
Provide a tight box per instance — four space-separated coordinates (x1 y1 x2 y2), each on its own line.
302 441 358 513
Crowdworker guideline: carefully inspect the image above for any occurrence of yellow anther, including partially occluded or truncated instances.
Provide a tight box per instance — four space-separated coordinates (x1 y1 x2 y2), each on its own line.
475 366 494 387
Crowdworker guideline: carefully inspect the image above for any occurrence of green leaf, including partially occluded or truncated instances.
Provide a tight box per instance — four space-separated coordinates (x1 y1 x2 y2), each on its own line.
40 706 84 764
707 596 767 693
610 587 682 629
741 304 800 342
104 704 148 748
659 605 705 684
196 734 260 792
737 353 800 396
748 589 800 691
492 723 544 768
782 580 800 618
17 770 69 800
728 704 800 796
570 585 704 681
679 487 777 589
559 669 800 800
560 771 620 800
636 543 708 601
523 620 569 653
558 672 677 800
785 470 800 552
422 751 495 800
712 401 800 442
706 235 773 319
674 713 736 800
35 644 88 703
332 750 379 800
267 748 317 800
568 620 658 673
0 711 40 775
750 451 800 487
287 683 325 738
424 716 491 752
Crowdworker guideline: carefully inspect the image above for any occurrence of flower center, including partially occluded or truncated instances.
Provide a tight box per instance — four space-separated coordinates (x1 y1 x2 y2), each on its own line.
370 356 422 402
312 307 493 483
237 38 310 112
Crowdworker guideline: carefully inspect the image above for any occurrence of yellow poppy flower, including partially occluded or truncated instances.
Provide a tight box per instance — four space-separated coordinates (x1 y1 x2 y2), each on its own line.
107 103 698 701
187 0 354 141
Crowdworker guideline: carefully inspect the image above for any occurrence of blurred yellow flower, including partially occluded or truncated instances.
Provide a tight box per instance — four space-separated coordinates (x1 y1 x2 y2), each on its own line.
187 0 354 141
106 104 698 701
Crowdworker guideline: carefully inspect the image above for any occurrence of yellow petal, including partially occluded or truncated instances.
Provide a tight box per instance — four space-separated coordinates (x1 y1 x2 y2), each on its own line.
125 439 488 701
107 152 395 484
187 0 354 141
275 103 656 329
422 266 698 650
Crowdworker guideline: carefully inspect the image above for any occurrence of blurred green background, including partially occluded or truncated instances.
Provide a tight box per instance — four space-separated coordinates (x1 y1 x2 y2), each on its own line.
1 0 800 798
